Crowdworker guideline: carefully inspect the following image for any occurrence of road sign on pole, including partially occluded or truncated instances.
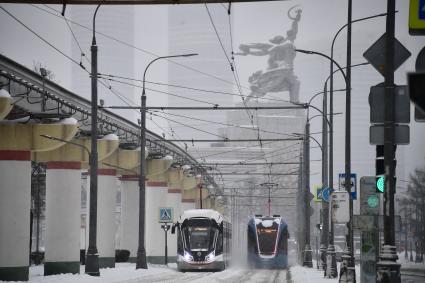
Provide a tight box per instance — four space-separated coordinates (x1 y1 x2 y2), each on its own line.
331 191 350 223
369 125 410 145
363 33 411 76
159 207 173 223
338 173 357 199
369 85 410 123
314 186 323 202
322 187 331 202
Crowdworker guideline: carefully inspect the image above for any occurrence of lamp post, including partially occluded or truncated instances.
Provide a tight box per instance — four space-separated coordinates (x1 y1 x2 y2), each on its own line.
296 47 355 280
327 11 389 278
294 119 322 268
85 4 101 276
137 53 197 269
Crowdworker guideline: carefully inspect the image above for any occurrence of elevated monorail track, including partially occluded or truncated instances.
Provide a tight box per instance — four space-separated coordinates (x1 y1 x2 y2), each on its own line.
0 54 215 185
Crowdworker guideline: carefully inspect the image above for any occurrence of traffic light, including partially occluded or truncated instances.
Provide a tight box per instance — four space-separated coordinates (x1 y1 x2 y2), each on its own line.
376 145 385 193
375 145 397 193
376 176 385 193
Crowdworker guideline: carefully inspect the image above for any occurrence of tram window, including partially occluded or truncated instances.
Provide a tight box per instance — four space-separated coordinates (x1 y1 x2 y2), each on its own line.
189 227 210 251
216 233 223 253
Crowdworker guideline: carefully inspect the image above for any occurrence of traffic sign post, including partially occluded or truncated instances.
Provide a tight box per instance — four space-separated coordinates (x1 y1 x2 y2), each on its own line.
369 85 410 124
369 125 410 145
161 223 171 265
331 191 350 223
338 173 357 199
315 186 323 202
159 207 173 223
363 33 411 77
322 187 331 203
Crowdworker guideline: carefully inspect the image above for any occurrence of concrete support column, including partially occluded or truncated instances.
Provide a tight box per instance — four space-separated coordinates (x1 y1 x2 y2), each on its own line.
87 169 117 268
0 150 31 281
146 181 168 264
119 175 139 262
44 161 82 275
181 187 196 212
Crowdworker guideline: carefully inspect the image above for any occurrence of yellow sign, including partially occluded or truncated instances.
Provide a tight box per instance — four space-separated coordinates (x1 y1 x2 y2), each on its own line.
314 185 322 203
409 0 425 35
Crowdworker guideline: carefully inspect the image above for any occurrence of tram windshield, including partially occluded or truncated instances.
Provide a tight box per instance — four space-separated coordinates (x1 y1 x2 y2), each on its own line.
183 218 217 251
256 219 279 255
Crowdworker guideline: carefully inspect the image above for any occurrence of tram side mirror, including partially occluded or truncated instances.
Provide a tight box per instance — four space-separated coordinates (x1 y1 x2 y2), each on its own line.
171 224 176 234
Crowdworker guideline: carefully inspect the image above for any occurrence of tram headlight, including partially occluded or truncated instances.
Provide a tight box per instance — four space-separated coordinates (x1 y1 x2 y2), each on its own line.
205 251 215 262
183 251 193 262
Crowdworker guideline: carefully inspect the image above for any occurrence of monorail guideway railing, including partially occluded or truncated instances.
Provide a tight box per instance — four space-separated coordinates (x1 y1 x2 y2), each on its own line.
0 54 214 185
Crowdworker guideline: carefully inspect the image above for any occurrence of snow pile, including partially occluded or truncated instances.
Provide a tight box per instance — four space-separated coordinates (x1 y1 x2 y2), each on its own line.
4 263 179 283
0 89 11 97
290 261 361 283
261 220 274 227
102 134 119 141
59 117 78 125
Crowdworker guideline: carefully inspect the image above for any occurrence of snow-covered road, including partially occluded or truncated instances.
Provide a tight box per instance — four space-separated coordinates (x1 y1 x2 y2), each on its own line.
5 263 294 283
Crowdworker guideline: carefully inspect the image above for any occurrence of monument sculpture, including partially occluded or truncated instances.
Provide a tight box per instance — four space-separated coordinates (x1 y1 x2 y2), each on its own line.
236 6 302 103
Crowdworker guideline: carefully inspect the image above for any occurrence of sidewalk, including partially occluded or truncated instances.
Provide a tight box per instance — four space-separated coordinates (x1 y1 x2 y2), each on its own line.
289 260 361 283
398 252 425 277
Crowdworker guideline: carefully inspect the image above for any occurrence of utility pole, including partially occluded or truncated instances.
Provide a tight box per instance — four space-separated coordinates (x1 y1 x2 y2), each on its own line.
303 121 313 267
339 0 356 282
320 83 329 272
85 4 101 277
376 0 401 282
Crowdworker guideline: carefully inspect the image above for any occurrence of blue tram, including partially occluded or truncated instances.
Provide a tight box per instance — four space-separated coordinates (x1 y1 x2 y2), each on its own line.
247 215 289 269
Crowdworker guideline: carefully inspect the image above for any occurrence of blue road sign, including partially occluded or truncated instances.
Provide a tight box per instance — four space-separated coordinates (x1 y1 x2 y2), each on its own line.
317 188 323 199
159 207 173 223
420 0 425 20
322 187 330 202
339 173 357 200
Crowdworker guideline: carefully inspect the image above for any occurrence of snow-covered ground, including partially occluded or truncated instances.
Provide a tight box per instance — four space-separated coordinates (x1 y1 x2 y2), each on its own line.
0 261 359 283
7 259 425 283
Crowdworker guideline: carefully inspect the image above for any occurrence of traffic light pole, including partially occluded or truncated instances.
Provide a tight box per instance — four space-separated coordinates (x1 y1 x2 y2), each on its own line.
376 0 401 282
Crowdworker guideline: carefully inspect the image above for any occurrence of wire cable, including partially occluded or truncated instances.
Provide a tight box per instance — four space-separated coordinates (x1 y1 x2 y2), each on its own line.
33 4 253 92
98 75 217 105
97 73 297 104
149 109 299 137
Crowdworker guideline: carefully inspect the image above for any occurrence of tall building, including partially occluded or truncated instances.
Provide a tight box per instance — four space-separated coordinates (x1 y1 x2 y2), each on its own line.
168 4 235 141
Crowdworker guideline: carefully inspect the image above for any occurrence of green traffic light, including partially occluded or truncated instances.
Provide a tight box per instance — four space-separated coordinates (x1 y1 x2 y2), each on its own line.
376 176 385 193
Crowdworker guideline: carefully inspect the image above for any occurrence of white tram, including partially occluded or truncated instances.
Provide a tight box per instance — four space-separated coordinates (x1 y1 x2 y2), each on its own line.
172 209 231 271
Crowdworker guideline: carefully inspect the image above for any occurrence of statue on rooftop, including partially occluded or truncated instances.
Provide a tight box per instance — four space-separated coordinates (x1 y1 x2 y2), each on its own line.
236 6 302 103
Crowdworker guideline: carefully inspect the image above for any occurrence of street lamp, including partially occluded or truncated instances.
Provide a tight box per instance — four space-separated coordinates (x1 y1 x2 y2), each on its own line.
327 13 388 279
137 53 198 269
296 48 351 274
86 4 101 276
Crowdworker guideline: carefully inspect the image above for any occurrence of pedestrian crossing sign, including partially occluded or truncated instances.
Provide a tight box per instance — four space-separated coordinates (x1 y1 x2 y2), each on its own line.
159 207 173 223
